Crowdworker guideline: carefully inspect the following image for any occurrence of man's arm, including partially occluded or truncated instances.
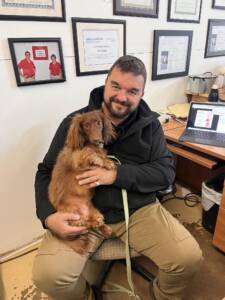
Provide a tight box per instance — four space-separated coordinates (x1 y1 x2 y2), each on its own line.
17 61 24 77
114 121 175 192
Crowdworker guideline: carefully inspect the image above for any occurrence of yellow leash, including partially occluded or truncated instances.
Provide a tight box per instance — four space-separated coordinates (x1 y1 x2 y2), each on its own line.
102 156 141 299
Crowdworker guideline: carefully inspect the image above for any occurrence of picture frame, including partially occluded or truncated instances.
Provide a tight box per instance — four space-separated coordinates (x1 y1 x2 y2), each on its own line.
113 0 159 18
167 0 202 23
212 0 225 10
205 19 225 58
8 37 66 86
0 0 66 22
152 30 193 80
72 17 126 76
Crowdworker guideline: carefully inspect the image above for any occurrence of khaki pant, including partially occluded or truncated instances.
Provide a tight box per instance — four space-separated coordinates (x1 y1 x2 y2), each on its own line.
32 203 202 300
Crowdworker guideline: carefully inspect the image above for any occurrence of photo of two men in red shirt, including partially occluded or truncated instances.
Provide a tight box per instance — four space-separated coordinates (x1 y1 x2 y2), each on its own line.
17 51 62 82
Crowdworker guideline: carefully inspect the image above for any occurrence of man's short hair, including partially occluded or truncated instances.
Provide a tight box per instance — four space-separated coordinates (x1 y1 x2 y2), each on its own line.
108 55 147 85
25 51 30 55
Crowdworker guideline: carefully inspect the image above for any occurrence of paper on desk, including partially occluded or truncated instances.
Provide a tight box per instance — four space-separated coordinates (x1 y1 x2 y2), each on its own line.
167 103 190 118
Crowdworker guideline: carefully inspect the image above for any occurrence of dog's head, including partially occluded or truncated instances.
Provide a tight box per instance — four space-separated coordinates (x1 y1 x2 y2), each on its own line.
65 110 116 150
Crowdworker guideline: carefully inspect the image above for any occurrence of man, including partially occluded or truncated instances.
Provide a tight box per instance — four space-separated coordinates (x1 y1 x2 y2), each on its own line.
33 55 202 300
49 54 62 79
17 51 36 82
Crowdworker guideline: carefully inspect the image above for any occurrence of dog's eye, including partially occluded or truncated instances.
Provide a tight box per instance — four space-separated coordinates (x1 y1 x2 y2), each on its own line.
96 120 101 126
83 123 90 129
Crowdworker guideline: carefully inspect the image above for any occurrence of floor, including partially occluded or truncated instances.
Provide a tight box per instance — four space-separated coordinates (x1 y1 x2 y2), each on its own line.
0 250 48 300
1 184 224 300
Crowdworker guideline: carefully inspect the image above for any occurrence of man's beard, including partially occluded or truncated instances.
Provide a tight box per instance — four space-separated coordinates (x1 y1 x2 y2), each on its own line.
104 96 134 119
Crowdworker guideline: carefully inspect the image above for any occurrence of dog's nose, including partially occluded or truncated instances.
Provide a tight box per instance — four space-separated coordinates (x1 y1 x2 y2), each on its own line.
93 139 104 147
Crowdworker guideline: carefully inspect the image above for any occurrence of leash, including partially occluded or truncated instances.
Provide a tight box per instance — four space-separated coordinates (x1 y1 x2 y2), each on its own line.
102 156 141 299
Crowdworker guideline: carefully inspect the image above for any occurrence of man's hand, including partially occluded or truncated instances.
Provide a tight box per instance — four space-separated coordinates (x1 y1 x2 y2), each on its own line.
45 212 87 240
76 167 117 188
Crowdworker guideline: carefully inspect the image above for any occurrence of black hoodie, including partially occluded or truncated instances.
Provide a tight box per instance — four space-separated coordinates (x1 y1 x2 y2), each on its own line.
35 86 175 226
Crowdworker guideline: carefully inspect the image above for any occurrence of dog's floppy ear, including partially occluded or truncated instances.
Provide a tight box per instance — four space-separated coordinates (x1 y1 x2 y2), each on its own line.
100 112 116 145
65 114 85 149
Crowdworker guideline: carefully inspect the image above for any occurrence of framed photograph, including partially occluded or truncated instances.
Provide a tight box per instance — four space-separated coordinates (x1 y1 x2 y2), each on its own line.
212 0 225 9
72 17 126 76
8 38 66 86
0 0 66 22
205 19 225 58
152 30 193 80
113 0 159 18
167 0 202 23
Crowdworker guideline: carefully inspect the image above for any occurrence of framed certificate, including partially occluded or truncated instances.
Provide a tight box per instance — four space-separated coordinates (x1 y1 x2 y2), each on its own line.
167 0 202 23
8 37 66 86
72 17 126 76
113 0 159 18
205 19 225 58
152 30 193 80
212 0 225 9
0 0 65 21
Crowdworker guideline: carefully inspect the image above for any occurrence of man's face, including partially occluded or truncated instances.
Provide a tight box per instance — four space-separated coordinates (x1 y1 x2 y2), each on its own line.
103 67 145 120
25 52 30 59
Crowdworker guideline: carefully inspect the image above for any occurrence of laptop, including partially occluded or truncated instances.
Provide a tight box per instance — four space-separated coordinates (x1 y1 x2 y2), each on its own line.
179 102 225 147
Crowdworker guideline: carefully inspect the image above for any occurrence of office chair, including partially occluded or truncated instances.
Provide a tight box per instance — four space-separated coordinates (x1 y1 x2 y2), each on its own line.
90 184 175 300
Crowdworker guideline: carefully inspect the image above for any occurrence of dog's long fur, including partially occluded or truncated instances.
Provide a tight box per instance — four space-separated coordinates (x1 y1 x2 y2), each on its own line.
48 110 116 255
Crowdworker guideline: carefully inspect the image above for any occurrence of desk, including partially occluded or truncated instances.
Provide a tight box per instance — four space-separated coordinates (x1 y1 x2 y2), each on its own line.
162 120 225 252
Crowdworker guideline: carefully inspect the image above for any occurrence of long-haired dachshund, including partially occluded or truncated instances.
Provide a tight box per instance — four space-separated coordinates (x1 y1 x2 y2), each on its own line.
48 110 116 255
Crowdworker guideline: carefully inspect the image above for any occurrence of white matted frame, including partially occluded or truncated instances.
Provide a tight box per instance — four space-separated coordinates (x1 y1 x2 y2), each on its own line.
0 0 66 21
152 30 193 80
212 0 225 9
72 17 126 76
113 0 159 18
205 19 225 58
167 0 202 23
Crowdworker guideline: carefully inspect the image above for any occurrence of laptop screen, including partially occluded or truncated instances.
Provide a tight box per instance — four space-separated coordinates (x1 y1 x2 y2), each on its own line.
187 102 225 133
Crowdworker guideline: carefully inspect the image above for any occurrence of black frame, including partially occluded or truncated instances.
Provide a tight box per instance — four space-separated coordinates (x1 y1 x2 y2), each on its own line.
152 30 193 80
0 0 66 22
167 0 202 23
212 0 225 10
113 0 159 18
72 17 126 76
205 19 225 58
8 37 66 87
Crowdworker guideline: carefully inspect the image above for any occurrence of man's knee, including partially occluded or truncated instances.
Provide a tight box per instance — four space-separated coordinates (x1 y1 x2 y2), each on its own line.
32 252 86 299
169 238 203 276
32 256 78 292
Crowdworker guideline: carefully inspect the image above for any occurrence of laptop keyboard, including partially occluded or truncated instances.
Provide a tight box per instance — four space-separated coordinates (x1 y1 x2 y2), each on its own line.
180 130 225 147
184 130 216 139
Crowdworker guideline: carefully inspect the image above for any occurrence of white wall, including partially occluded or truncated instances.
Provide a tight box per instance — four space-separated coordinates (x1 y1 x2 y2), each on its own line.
1 0 225 254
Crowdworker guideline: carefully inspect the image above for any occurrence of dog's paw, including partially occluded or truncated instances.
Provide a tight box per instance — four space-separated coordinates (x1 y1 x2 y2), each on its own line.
96 214 104 224
88 156 104 167
68 219 85 227
87 215 104 228
104 159 116 170
100 224 112 236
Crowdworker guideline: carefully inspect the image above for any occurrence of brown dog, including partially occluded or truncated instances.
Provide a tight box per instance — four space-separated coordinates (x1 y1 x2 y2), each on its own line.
48 110 116 255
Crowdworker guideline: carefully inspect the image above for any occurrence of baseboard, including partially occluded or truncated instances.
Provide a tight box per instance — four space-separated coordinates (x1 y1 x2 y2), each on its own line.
0 235 43 264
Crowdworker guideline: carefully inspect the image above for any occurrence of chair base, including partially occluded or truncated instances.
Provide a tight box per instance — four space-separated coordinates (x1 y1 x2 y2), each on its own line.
92 258 155 300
